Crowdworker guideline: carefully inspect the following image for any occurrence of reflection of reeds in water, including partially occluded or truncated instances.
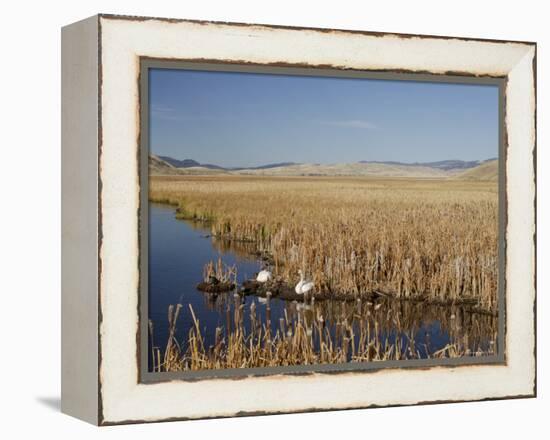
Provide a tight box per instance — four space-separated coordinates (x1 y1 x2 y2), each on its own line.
210 236 261 261
151 298 497 372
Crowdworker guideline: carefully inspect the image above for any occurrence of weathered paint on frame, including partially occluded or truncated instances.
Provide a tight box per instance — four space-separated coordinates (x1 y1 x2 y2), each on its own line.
61 13 536 426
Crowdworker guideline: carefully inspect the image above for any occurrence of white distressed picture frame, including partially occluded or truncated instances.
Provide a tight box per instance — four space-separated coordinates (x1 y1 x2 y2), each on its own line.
61 14 536 425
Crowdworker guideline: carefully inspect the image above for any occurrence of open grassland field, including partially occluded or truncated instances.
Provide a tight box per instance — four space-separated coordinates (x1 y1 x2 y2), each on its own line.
150 175 498 313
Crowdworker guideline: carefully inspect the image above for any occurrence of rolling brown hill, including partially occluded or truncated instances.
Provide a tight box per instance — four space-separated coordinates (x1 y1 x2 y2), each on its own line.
149 154 181 175
149 155 228 175
452 159 498 181
235 162 451 178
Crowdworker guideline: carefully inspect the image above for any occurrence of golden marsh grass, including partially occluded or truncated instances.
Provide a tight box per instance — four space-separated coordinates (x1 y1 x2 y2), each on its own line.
150 175 498 312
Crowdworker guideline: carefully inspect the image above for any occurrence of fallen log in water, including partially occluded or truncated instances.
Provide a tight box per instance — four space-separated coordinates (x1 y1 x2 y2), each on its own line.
238 279 496 315
196 281 236 293
196 276 496 316
240 279 381 302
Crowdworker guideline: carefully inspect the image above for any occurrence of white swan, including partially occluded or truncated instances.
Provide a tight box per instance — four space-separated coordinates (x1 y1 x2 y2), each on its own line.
295 270 314 295
256 269 272 283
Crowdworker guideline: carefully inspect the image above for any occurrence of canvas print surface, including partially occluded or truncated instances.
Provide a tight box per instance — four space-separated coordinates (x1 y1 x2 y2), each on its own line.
146 68 500 373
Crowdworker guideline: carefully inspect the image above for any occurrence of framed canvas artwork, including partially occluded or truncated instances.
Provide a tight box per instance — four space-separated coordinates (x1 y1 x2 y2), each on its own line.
61 14 536 425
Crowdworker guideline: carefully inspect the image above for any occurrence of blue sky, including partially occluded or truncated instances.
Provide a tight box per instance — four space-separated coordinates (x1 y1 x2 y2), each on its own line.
149 68 499 168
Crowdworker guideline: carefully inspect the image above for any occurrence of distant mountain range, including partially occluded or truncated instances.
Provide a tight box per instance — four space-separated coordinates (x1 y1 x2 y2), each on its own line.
358 159 496 171
158 156 226 170
150 154 498 180
158 155 299 171
245 161 298 170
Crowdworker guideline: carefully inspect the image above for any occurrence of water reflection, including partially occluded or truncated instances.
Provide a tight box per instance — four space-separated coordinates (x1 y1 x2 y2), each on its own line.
196 289 497 359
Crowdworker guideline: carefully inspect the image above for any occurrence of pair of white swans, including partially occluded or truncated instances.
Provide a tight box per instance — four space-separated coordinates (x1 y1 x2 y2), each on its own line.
255 268 314 295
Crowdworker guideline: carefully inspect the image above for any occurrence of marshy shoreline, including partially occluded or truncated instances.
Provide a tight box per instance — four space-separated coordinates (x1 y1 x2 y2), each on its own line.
198 275 496 317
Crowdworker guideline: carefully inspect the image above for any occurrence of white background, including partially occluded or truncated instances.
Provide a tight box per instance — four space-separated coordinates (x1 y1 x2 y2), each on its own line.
0 0 546 437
